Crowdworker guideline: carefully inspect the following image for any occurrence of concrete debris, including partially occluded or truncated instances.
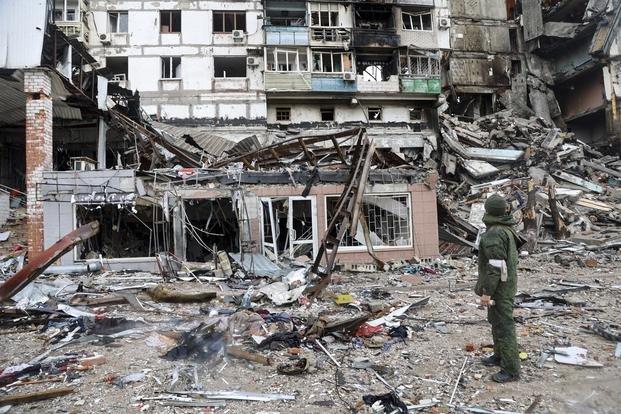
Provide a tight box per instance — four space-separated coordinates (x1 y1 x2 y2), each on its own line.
437 109 621 257
0 0 620 412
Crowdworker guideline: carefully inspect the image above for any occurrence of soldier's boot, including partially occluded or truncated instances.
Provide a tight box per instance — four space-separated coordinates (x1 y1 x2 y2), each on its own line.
481 354 501 366
492 370 519 383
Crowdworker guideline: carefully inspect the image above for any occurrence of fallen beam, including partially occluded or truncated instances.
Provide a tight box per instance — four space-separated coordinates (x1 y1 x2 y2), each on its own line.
0 386 75 405
553 171 604 194
227 346 272 366
146 285 217 303
0 221 100 302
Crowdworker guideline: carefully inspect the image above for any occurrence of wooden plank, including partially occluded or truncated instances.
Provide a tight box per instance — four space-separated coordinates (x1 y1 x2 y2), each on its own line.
227 346 272 366
582 160 621 179
548 186 568 239
331 137 348 165
553 171 604 194
575 198 614 211
0 386 75 405
297 138 317 166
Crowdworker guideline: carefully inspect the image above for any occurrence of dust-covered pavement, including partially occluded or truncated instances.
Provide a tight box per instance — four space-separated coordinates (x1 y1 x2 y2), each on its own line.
1 254 620 414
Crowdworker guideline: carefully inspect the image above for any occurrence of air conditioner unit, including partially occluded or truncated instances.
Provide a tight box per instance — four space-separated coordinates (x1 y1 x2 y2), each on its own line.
342 72 355 81
71 157 97 171
232 30 246 40
246 57 259 67
99 33 112 44
438 17 451 30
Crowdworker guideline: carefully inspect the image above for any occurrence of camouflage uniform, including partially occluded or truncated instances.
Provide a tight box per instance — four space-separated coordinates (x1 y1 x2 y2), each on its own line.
475 196 520 378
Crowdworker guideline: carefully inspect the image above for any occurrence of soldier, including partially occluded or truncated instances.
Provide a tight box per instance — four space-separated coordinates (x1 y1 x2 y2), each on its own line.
475 194 520 383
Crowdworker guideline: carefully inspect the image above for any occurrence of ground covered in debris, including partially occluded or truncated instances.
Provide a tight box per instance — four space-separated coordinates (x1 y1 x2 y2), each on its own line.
1 254 620 414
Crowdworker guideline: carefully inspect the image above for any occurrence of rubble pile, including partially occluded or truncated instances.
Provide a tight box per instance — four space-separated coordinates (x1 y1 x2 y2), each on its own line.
437 110 621 257
0 252 620 413
0 193 27 275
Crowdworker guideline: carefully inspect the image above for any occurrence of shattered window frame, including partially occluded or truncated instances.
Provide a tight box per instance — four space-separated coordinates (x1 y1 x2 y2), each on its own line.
402 11 433 31
266 48 308 72
160 10 182 33
367 107 383 122
161 56 182 79
312 51 353 73
325 193 413 250
310 3 340 27
53 0 78 22
276 107 291 121
400 54 440 77
409 108 423 121
73 203 172 260
213 56 248 78
213 11 247 33
108 11 128 33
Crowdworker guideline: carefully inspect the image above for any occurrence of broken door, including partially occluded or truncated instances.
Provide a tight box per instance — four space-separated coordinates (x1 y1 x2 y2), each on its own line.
288 196 317 260
261 198 280 262
260 196 318 261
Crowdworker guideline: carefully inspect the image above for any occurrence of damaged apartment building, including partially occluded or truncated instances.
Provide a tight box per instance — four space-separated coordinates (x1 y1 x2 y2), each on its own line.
1 0 441 273
445 0 621 151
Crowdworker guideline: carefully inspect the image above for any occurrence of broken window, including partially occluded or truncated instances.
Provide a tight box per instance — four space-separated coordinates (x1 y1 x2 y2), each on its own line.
321 107 335 121
400 54 440 76
214 56 247 78
262 197 316 261
326 194 412 248
213 11 246 33
356 54 397 81
276 107 291 121
76 204 171 259
108 11 128 33
161 56 181 79
266 48 308 72
310 3 339 27
265 0 306 26
409 108 423 121
354 4 393 30
368 107 382 121
402 11 433 31
107 57 129 84
54 0 78 21
160 10 181 33
312 51 353 73
183 199 240 262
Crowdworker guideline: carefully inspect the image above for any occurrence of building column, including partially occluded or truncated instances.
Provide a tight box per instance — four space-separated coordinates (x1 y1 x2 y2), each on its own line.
97 117 107 169
24 69 53 257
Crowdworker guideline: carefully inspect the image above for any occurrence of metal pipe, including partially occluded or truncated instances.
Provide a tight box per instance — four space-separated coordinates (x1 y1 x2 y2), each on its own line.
43 261 102 275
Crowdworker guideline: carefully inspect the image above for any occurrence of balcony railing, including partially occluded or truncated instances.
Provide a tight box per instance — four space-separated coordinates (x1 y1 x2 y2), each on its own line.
312 74 357 92
400 76 441 94
265 72 312 92
310 27 352 45
265 26 309 46
356 75 400 93
352 28 399 48
56 21 89 42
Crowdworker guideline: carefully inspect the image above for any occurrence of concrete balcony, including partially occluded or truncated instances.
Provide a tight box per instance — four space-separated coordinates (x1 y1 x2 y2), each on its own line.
400 76 441 94
56 21 89 43
312 74 357 93
265 26 309 46
265 72 312 92
356 75 400 93
352 28 400 48
213 78 250 91
310 27 352 47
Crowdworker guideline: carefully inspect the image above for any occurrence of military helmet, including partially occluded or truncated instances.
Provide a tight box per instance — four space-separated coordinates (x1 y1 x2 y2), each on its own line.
484 194 509 217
